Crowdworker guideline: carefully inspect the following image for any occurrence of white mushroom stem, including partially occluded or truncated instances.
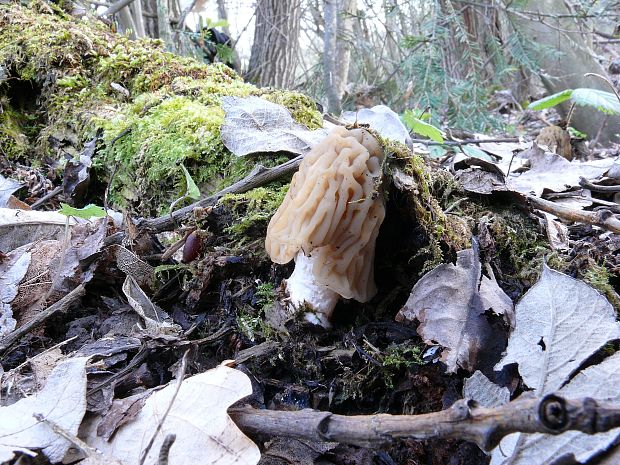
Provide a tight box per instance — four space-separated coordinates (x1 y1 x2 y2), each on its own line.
285 252 339 328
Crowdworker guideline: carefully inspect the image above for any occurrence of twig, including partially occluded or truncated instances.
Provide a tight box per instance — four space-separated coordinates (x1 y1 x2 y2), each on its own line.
31 186 62 210
0 284 86 353
527 195 620 234
139 350 189 465
410 137 520 146
157 434 176 465
579 177 620 193
33 413 120 462
175 0 196 31
87 345 149 397
97 0 137 17
141 157 302 233
229 395 620 452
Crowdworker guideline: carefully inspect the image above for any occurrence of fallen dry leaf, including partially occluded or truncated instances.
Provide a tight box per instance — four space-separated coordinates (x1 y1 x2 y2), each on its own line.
0 357 88 463
495 264 620 394
397 244 513 373
83 364 260 465
221 96 327 156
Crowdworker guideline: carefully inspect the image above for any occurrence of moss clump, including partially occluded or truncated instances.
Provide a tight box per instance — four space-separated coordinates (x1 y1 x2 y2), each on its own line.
0 1 322 213
0 99 33 159
582 262 620 312
384 139 470 270
219 184 289 254
259 90 323 129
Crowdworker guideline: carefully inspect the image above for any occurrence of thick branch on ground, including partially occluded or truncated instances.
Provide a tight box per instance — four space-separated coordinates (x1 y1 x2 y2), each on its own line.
230 395 620 452
528 195 620 234
579 176 620 193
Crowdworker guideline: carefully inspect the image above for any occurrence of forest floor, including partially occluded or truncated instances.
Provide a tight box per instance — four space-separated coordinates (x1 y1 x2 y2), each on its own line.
2 2 620 465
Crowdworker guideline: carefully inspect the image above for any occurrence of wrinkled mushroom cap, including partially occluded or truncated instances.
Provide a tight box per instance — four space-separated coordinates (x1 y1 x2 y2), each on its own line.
265 126 385 302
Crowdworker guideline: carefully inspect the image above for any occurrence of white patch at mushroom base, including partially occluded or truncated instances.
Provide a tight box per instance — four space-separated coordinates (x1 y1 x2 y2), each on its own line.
285 252 339 327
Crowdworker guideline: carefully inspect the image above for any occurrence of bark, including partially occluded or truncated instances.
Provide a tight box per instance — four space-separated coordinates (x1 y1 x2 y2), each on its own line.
129 0 146 38
323 0 357 114
323 0 340 113
334 0 356 105
246 0 301 89
156 0 172 50
229 395 620 452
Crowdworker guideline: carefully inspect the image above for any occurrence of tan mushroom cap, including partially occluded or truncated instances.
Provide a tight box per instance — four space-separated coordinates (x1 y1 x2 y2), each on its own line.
265 126 386 302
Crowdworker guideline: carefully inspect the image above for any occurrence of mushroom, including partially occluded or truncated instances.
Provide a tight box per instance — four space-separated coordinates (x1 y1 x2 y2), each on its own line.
265 126 386 327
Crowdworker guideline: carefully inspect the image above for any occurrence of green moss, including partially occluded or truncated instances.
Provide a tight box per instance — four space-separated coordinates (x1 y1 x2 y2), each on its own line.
0 100 32 159
583 262 620 312
220 184 289 252
0 2 322 213
384 138 470 270
259 90 323 129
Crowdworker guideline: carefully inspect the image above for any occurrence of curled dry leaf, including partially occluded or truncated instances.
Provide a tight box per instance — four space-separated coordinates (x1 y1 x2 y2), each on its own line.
0 175 24 208
0 249 30 337
341 105 412 146
0 207 79 252
83 365 260 465
396 245 514 373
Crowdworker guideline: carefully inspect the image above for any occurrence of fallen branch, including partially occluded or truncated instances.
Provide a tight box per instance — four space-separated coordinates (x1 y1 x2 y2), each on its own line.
98 0 137 17
230 394 620 452
579 176 620 193
0 284 86 353
140 156 302 233
410 137 520 146
527 195 620 234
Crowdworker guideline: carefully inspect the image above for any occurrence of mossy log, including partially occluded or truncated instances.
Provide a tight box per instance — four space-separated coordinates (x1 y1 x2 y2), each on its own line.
0 0 321 215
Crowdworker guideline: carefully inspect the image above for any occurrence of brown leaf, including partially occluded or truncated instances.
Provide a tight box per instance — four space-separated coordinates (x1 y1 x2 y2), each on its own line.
396 244 513 373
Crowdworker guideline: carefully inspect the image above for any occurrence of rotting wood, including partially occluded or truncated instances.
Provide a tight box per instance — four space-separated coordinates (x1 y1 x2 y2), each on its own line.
229 395 620 452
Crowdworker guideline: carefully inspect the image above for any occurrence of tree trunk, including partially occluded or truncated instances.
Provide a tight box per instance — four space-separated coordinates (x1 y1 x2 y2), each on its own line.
216 0 241 72
334 0 355 105
246 0 301 89
323 0 340 113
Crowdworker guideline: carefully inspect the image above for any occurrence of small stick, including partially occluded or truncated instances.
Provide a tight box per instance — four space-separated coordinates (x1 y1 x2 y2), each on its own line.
579 176 620 193
141 157 302 233
410 137 521 146
157 434 177 465
138 350 189 465
31 186 62 210
0 284 86 353
527 195 620 234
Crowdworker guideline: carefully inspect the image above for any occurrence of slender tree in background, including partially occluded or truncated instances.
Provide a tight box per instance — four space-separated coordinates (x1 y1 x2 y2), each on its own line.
246 0 302 89
323 0 340 113
323 0 356 114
